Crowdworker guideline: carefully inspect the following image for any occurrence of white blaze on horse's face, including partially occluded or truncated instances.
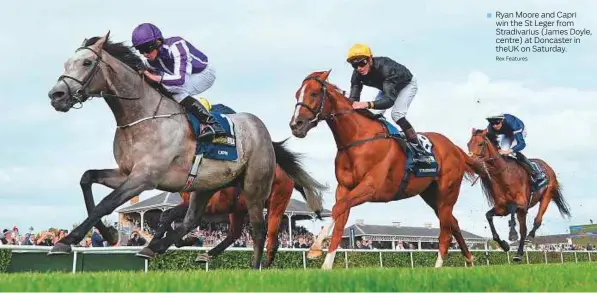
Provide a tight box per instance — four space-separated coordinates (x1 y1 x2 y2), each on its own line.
293 84 307 121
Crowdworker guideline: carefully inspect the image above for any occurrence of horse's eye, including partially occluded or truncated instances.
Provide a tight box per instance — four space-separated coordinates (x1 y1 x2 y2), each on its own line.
83 59 93 67
478 143 484 147
310 92 318 97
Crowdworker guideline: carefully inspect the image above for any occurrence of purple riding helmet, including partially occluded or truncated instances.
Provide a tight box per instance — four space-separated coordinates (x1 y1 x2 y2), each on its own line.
131 23 163 49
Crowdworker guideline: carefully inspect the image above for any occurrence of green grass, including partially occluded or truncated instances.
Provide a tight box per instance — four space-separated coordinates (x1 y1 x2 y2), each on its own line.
0 262 595 292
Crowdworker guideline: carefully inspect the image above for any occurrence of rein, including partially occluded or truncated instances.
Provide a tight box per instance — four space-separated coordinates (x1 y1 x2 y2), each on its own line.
294 77 391 151
58 45 184 128
469 134 510 184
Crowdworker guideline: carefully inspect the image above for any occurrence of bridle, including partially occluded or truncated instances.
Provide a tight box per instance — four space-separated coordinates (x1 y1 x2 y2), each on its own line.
57 46 140 109
294 77 355 124
56 45 184 129
294 77 391 151
469 132 510 182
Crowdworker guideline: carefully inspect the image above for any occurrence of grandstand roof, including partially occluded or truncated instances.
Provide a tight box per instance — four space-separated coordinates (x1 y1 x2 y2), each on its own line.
116 191 330 220
341 223 487 243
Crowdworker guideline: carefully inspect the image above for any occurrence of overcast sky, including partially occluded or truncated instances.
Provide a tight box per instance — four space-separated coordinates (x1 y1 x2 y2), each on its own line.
1 0 595 238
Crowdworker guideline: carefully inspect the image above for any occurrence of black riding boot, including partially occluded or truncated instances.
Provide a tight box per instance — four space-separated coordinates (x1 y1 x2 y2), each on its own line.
396 117 427 158
515 152 544 183
180 96 227 139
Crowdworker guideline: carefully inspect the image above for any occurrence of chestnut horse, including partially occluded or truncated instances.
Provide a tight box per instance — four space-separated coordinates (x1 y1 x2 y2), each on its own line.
143 164 326 268
466 128 571 262
288 70 476 269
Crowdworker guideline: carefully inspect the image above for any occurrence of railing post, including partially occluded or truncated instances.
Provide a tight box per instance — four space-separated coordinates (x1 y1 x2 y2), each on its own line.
344 251 348 268
302 251 307 270
72 251 78 273
560 251 564 263
409 251 414 268
379 251 383 268
506 251 510 264
574 251 578 263
486 251 490 266
589 251 592 262
144 259 148 273
544 251 547 263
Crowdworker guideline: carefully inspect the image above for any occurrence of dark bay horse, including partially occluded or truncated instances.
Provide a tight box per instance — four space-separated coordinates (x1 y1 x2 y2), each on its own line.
288 70 477 269
140 146 328 268
45 32 308 269
466 128 571 262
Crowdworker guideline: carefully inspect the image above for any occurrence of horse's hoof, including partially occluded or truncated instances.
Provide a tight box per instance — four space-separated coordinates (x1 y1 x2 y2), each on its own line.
135 247 155 259
48 242 72 255
500 240 511 252
307 248 322 260
512 255 523 262
195 253 212 263
466 255 476 267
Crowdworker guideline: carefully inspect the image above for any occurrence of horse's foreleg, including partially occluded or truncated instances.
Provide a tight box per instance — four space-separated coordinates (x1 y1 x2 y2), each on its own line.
262 179 293 268
80 169 128 246
486 208 510 252
513 211 528 262
316 183 375 270
307 185 349 260
50 171 157 254
507 203 519 242
196 211 244 263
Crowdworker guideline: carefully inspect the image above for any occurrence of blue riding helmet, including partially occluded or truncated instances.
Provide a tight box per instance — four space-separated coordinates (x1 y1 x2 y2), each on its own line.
131 23 163 47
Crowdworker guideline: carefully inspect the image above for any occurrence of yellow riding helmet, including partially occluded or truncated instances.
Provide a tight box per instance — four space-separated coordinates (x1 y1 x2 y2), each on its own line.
346 43 372 62
198 97 212 111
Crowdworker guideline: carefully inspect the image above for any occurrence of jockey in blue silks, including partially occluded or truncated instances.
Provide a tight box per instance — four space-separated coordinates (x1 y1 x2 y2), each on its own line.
485 113 547 189
131 23 225 139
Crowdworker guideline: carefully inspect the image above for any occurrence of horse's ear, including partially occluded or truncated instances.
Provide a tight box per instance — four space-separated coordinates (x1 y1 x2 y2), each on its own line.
471 128 477 135
81 38 89 47
94 31 110 49
320 69 332 81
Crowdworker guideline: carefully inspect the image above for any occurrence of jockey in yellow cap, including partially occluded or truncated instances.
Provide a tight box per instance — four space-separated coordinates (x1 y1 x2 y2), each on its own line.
346 43 430 161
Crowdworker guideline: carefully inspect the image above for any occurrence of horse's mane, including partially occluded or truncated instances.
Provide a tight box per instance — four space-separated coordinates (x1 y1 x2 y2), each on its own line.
83 36 175 100
309 71 384 121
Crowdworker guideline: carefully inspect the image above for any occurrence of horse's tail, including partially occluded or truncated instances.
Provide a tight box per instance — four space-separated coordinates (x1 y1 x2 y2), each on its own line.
272 139 329 217
550 178 572 219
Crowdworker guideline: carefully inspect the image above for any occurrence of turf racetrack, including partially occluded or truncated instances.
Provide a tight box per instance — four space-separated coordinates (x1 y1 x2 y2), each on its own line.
0 262 595 292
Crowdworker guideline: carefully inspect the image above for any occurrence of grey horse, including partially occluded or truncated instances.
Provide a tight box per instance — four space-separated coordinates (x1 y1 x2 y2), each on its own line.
46 31 303 269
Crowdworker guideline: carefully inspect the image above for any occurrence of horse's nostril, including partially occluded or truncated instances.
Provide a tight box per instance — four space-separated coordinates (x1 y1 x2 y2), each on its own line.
50 90 65 100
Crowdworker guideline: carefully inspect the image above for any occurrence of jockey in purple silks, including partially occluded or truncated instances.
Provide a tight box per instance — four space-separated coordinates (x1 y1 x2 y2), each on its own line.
131 23 225 139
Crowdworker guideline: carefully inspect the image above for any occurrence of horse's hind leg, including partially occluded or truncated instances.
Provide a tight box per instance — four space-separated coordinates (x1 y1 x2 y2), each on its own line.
242 160 275 269
196 211 245 263
143 190 214 258
513 210 528 262
140 203 189 257
79 169 128 246
528 188 553 238
420 183 473 268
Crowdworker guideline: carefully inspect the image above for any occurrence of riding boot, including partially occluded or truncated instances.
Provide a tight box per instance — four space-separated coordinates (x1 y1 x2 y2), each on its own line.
180 96 227 139
515 152 544 183
404 128 427 157
396 117 428 159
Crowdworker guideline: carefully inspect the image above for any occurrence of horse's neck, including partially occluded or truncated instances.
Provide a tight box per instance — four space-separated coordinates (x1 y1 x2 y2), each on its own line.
484 147 510 181
325 93 379 149
102 56 181 127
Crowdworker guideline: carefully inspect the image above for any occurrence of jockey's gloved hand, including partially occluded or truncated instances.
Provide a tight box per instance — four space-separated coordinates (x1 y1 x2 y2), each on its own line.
133 62 148 75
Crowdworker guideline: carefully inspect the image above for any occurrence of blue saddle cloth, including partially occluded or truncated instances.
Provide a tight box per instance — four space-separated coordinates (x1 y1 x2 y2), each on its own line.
378 118 439 178
187 110 238 161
